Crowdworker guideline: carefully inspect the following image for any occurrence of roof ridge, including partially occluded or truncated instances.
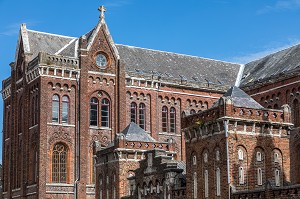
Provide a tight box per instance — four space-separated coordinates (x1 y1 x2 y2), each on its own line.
27 29 77 39
246 42 300 65
55 38 78 55
116 44 240 65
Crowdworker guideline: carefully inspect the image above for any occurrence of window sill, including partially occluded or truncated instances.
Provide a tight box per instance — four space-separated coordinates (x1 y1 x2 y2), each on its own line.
47 123 75 127
158 132 181 137
89 126 112 130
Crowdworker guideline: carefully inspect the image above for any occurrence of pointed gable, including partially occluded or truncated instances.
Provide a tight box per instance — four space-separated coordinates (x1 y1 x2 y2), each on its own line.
119 122 156 142
213 86 263 109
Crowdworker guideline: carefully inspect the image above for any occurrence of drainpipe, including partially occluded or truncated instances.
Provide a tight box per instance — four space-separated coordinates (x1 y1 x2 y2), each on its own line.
74 74 80 199
224 119 231 199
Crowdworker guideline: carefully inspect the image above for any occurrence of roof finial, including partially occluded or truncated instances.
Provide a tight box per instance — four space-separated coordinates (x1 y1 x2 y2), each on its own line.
98 5 106 20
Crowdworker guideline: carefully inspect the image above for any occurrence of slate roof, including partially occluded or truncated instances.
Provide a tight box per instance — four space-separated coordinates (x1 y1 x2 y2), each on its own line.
212 86 264 109
27 30 76 60
176 161 186 175
24 28 241 87
119 122 157 142
116 44 241 86
240 43 300 87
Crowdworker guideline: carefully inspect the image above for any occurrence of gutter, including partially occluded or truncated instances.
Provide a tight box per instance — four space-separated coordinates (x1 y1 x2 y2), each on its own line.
224 120 231 199
74 75 80 199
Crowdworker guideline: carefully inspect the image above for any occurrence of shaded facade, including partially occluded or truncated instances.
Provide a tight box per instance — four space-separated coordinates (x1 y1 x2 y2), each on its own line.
182 87 293 198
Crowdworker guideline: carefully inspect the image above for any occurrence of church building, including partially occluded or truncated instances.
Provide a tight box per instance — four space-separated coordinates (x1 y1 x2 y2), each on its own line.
3 5 300 199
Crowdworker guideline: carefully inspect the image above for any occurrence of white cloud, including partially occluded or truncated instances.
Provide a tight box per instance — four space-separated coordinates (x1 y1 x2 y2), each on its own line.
257 0 300 14
227 39 300 64
0 21 39 36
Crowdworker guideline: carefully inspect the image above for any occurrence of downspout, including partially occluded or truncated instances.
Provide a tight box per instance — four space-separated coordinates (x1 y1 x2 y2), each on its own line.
74 74 80 199
224 119 231 199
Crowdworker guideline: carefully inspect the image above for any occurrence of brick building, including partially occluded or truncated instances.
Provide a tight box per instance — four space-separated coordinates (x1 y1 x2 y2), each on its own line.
1 6 240 199
182 86 293 198
3 5 300 199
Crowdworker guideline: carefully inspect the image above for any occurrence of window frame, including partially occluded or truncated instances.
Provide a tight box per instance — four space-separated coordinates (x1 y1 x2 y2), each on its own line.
62 96 70 124
90 97 99 126
162 106 168 132
170 107 176 133
138 103 146 130
52 95 60 123
101 98 110 127
52 143 69 183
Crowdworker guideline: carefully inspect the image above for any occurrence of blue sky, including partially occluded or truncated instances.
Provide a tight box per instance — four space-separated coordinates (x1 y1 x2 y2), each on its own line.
1 0 300 162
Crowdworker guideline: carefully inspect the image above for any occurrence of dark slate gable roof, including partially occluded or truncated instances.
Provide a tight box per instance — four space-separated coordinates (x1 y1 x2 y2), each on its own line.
240 43 300 87
27 30 76 60
213 86 263 109
120 122 157 142
116 44 241 86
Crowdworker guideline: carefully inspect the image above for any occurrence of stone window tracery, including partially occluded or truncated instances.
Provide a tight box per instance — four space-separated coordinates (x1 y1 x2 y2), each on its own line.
52 143 68 183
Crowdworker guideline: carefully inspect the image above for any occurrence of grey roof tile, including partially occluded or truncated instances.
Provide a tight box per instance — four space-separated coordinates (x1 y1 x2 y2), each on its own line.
241 43 300 87
213 86 264 109
116 44 241 86
120 122 157 142
27 30 75 60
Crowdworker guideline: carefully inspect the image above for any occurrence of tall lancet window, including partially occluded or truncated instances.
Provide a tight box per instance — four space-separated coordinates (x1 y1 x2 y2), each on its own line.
90 98 98 126
193 172 197 199
139 103 146 129
52 143 68 183
204 169 209 198
101 98 110 127
216 168 221 196
130 102 137 123
52 95 59 123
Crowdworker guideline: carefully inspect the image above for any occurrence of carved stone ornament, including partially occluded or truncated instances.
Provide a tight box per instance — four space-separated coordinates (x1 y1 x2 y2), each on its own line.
49 130 72 145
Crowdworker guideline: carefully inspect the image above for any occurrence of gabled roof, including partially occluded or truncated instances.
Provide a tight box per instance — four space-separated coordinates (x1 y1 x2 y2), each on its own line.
213 86 264 109
116 44 241 86
119 122 157 142
241 43 300 87
27 29 76 60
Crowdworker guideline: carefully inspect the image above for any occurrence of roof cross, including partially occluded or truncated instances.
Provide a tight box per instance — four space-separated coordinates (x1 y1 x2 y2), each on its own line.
98 5 106 19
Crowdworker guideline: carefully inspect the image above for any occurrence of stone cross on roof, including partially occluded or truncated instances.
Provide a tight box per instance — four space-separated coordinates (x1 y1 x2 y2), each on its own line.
98 5 106 19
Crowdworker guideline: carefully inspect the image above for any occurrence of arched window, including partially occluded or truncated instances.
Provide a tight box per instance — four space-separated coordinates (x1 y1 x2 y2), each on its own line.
257 168 262 185
162 106 168 132
274 152 279 163
192 155 197 165
204 170 209 198
52 143 68 183
275 169 280 186
190 109 196 114
156 181 160 194
238 149 244 160
62 96 69 123
170 107 176 133
90 98 98 126
52 95 59 123
256 151 262 162
239 167 244 185
193 172 197 199
216 168 221 196
130 102 137 123
101 98 110 127
139 103 146 129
